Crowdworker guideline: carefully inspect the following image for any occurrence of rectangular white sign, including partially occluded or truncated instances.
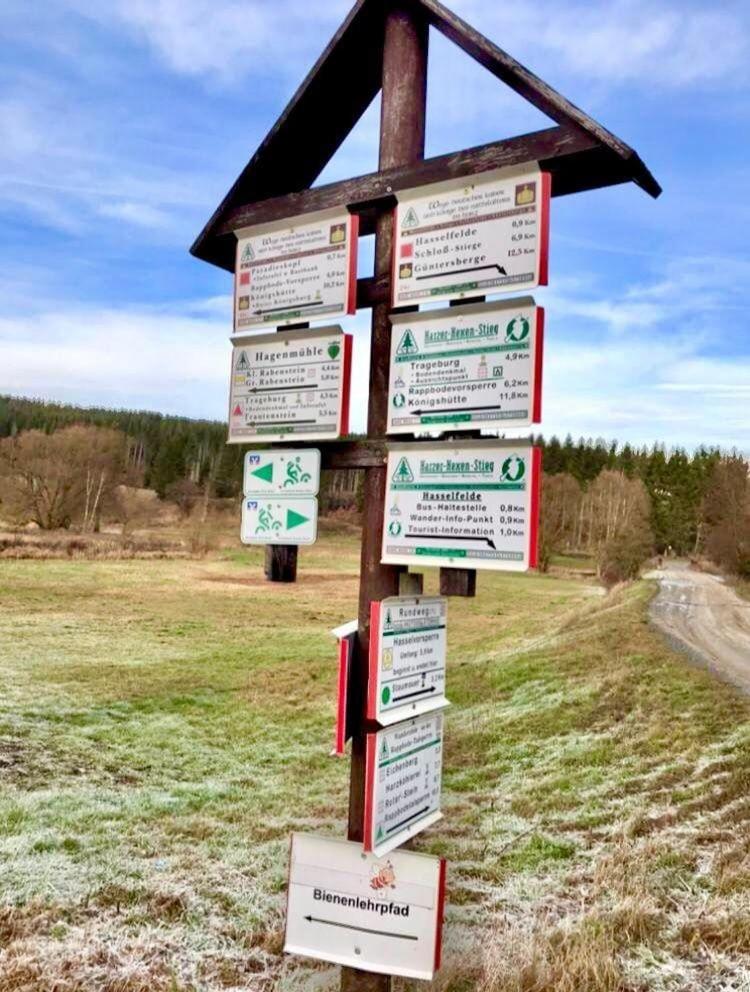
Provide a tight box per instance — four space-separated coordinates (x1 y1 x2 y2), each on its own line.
368 597 448 726
284 833 446 981
387 299 544 435
243 449 320 496
241 496 318 545
228 327 352 444
382 441 541 571
364 710 444 857
392 163 550 308
234 207 358 330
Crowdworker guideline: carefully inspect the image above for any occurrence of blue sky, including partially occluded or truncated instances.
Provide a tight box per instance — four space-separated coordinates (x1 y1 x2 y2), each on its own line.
1 0 749 451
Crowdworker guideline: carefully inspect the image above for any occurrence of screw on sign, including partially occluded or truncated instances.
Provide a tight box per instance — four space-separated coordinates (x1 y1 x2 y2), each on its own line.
190 0 660 987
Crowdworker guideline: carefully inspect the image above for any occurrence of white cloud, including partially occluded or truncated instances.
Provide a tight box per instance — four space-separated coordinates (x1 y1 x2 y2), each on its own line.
451 0 749 89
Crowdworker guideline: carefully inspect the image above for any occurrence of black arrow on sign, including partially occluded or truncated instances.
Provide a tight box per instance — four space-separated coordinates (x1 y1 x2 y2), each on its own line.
255 301 323 315
304 916 418 941
249 384 319 394
411 403 502 416
386 805 431 835
405 532 497 550
416 263 507 281
392 686 437 703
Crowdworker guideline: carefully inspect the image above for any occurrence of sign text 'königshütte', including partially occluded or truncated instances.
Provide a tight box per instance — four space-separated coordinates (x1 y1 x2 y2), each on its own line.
387 297 543 434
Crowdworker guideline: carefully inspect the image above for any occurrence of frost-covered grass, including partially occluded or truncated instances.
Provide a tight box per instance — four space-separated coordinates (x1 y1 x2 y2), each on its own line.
1 534 750 990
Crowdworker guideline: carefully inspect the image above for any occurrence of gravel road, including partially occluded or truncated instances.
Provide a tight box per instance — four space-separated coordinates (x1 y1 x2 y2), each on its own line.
648 560 750 693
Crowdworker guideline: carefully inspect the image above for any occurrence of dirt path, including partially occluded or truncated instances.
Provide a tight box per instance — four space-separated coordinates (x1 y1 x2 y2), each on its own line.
647 560 750 693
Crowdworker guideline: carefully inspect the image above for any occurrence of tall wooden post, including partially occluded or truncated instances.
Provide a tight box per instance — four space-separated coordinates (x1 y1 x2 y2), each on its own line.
342 6 428 991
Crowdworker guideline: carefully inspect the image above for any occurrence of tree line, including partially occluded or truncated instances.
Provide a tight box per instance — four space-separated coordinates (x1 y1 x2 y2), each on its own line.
0 395 746 577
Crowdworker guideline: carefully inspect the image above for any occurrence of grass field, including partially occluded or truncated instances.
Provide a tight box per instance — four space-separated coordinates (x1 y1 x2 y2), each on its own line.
2 529 750 991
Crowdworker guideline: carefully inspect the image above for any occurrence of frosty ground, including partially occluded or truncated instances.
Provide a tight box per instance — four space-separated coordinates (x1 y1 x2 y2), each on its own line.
1 528 750 991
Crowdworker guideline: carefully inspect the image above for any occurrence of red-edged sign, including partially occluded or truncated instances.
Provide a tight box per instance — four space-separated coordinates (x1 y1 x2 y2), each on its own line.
392 164 550 308
387 297 544 435
364 710 445 857
368 597 448 726
382 440 542 572
234 207 358 331
284 832 446 981
331 620 358 756
228 326 352 444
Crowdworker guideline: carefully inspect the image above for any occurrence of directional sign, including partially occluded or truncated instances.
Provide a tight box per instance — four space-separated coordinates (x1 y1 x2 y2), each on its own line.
392 163 550 308
331 619 358 756
368 597 448 726
382 441 541 571
234 207 358 331
387 299 544 434
364 710 444 857
228 327 352 444
284 832 446 980
241 496 318 546
243 449 320 496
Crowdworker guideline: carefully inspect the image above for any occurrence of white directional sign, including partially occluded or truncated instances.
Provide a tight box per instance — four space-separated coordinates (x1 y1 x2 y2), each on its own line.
234 207 358 331
284 832 446 981
368 597 448 726
228 327 352 444
241 496 318 546
382 441 541 572
392 163 550 308
387 299 543 434
243 449 320 496
364 710 444 857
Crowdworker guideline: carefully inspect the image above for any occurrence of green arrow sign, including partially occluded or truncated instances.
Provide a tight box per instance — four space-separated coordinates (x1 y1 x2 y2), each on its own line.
286 509 310 530
251 462 274 484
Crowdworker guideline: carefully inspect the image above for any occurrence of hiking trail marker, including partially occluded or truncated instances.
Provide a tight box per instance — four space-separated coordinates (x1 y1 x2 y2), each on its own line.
241 496 318 546
234 207 358 331
284 832 446 981
368 597 448 726
228 327 351 444
364 710 445 857
392 164 550 308
383 440 541 571
387 298 543 434
244 450 321 496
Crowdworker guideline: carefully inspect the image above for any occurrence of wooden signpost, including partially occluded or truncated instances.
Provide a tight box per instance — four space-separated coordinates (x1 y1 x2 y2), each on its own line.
192 1 659 987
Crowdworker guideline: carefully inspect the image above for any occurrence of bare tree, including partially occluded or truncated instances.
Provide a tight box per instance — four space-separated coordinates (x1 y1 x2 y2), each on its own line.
0 426 126 530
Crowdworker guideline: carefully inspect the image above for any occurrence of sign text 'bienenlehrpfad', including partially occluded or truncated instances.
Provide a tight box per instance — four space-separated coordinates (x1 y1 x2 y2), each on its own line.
364 710 444 857
234 207 358 330
382 441 541 571
387 299 543 434
284 833 446 980
228 327 351 443
368 597 448 726
392 164 549 307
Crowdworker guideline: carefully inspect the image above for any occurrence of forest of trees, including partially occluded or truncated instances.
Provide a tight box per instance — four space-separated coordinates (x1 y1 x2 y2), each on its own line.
1 395 747 578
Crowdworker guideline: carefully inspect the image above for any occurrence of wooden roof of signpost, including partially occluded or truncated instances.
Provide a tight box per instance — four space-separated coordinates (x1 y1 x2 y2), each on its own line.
191 0 661 274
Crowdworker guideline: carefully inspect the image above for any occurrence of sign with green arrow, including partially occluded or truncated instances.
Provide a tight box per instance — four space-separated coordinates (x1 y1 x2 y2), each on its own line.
243 449 320 496
241 496 318 546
